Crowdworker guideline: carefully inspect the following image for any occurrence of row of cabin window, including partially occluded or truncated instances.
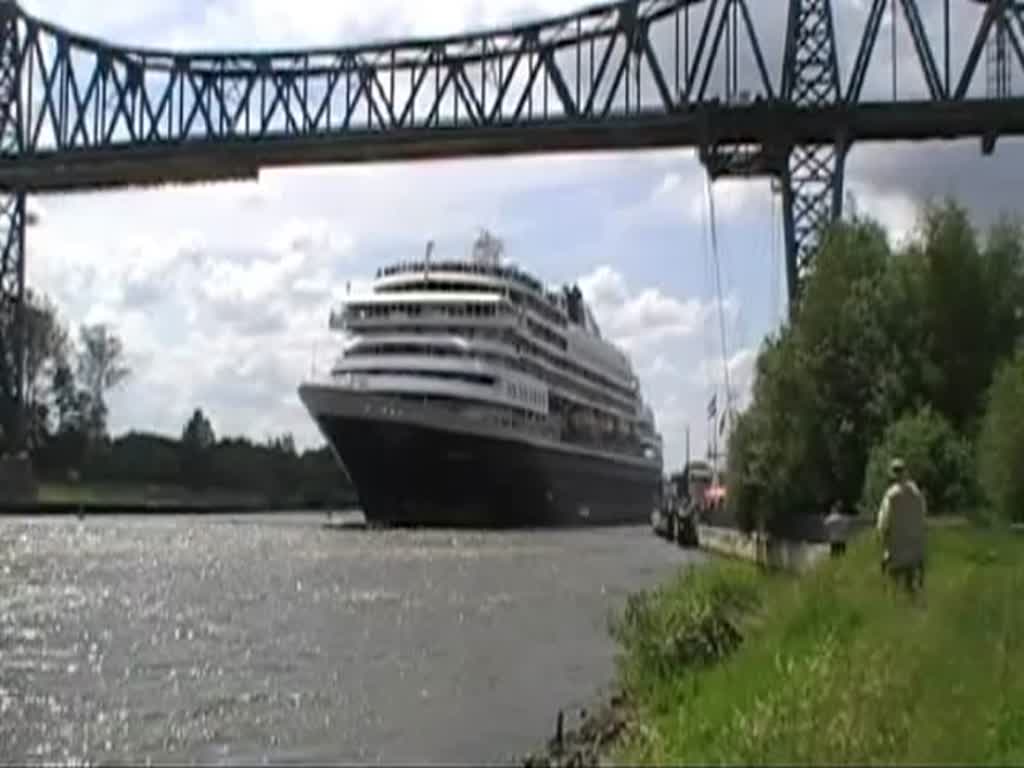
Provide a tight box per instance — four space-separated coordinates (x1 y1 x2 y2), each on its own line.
354 324 635 404
353 301 567 346
386 393 552 425
360 283 569 333
525 316 568 352
355 341 633 413
342 369 494 386
381 281 562 327
349 343 631 417
353 330 636 409
351 303 512 319
514 335 637 404
507 381 545 407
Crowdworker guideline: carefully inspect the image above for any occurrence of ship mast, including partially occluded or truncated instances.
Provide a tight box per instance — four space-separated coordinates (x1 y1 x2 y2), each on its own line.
472 228 504 265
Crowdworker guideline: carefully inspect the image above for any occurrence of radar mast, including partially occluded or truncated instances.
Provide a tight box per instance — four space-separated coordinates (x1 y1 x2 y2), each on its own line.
471 229 504 266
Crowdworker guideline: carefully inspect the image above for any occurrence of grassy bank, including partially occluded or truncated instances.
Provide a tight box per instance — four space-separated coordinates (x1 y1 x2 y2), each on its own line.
36 482 267 507
609 525 1024 765
33 482 358 509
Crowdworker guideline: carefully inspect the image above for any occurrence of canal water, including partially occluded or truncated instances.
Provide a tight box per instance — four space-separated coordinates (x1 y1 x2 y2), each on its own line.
0 513 699 765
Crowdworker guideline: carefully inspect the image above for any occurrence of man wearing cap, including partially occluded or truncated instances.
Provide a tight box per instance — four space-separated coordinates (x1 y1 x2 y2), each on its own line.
876 457 927 593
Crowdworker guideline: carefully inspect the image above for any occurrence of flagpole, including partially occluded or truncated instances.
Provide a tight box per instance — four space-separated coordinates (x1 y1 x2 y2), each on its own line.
706 392 716 464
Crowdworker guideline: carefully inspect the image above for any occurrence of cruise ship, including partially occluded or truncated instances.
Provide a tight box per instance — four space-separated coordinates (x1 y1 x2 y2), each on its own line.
298 231 663 527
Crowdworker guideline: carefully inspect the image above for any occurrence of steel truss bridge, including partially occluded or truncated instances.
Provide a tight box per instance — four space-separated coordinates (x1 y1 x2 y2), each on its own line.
1 0 1023 441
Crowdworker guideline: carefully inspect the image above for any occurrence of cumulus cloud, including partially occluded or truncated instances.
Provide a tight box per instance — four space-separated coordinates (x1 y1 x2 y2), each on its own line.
578 265 712 352
575 264 746 467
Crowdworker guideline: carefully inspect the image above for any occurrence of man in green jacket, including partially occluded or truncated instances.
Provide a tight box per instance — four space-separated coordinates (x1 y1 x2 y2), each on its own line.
876 458 927 593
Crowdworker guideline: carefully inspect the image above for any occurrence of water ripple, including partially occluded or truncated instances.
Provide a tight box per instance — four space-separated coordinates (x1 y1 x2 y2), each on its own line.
0 513 697 764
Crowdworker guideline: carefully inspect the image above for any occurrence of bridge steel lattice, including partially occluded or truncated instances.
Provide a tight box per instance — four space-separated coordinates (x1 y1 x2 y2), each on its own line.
1 0 1024 444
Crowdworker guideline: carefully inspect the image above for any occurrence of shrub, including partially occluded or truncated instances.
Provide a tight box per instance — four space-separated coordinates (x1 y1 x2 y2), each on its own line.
609 564 761 691
861 405 975 516
976 351 1024 524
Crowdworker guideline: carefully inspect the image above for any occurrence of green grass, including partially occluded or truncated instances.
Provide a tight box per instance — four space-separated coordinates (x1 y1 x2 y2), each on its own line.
611 525 1024 765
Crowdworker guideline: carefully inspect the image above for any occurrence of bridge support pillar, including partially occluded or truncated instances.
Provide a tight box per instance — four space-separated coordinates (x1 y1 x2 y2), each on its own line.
779 139 849 314
0 1 26 454
779 0 846 314
0 191 26 453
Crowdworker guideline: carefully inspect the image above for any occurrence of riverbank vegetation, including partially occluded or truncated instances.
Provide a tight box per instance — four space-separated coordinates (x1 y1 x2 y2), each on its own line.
589 201 1024 765
0 294 353 507
727 200 1024 530
610 524 1024 764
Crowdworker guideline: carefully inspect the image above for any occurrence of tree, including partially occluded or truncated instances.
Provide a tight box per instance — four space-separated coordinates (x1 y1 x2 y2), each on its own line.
0 290 71 452
181 408 216 488
76 323 130 440
794 216 904 508
976 351 1024 524
979 215 1024 385
861 406 975 517
726 216 907 525
182 408 216 450
22 290 71 448
895 200 1017 434
725 201 1024 527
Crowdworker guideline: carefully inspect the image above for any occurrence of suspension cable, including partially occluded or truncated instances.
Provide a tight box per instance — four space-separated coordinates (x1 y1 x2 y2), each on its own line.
698 169 715 460
704 174 734 436
770 183 780 324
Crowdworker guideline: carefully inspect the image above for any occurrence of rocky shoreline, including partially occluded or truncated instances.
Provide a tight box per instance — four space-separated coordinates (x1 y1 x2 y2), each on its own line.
521 688 634 768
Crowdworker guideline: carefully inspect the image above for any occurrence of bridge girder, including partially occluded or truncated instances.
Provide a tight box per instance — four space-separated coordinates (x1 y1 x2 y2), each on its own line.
1 0 1024 445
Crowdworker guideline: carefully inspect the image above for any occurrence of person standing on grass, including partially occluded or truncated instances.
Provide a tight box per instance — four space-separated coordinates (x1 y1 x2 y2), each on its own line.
876 457 927 593
825 500 849 557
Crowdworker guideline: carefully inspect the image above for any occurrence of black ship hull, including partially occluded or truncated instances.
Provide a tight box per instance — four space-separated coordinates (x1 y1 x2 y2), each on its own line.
304 396 662 528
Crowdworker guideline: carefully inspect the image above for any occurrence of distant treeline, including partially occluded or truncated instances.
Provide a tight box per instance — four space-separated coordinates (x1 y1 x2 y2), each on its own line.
0 291 354 506
37 423 356 508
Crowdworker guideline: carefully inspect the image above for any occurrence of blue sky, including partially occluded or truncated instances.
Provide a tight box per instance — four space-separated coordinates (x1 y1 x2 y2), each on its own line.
17 0 1024 470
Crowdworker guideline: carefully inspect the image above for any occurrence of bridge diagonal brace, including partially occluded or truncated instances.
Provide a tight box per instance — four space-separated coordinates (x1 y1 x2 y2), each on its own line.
683 0 722 102
539 39 580 117
696 0 735 101
102 62 141 144
636 20 675 109
449 62 484 126
955 0 1010 100
896 0 946 99
736 0 777 100
1000 13 1024 76
846 0 887 102
487 46 527 123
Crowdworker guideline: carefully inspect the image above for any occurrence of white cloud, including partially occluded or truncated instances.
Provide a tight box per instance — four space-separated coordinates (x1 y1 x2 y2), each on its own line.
650 171 768 226
575 264 750 467
578 265 710 353
21 0 586 50
845 180 919 248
